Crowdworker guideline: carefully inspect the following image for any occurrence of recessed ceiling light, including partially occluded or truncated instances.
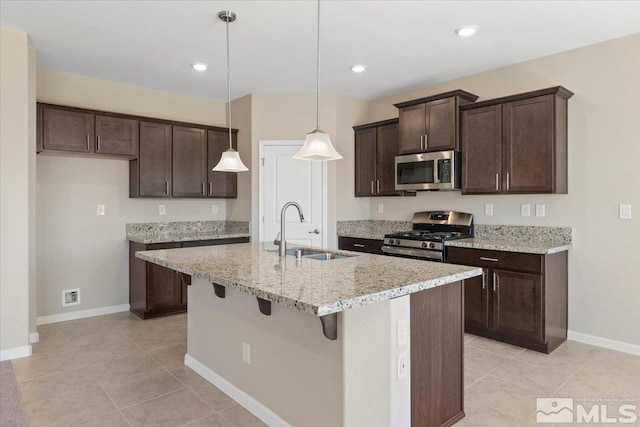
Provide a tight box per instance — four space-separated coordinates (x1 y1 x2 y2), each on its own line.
351 64 366 73
455 26 478 37
192 63 208 71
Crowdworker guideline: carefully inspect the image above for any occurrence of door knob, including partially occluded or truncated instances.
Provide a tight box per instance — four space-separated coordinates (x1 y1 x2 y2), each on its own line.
308 229 320 234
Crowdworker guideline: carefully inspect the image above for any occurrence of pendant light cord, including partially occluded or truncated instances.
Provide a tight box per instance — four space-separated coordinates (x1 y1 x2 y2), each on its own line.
226 13 232 150
316 0 320 130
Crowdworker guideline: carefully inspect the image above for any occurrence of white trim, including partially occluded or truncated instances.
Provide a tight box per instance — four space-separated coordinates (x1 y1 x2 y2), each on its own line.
568 330 640 356
36 304 130 325
0 345 32 361
258 140 328 246
185 353 293 427
29 332 39 343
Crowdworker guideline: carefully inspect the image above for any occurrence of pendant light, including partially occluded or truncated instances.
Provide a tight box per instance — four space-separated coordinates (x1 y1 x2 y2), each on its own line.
293 0 342 161
213 10 249 172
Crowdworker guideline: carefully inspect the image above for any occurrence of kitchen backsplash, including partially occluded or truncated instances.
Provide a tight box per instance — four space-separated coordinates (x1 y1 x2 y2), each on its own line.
126 220 249 236
473 224 572 243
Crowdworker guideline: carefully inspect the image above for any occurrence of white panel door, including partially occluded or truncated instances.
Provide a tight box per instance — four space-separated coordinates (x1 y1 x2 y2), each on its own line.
261 143 323 247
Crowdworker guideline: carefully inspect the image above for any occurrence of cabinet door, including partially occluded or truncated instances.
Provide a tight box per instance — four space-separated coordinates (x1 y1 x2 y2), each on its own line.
376 123 402 196
464 269 490 330
461 105 502 194
42 107 94 153
146 243 182 312
425 97 456 151
172 126 207 197
207 130 238 198
139 121 172 197
95 115 138 155
503 95 554 193
491 269 543 342
354 127 377 196
398 104 426 154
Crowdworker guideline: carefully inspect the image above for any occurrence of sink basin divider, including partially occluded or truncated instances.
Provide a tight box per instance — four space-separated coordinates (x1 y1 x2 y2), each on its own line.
212 283 226 298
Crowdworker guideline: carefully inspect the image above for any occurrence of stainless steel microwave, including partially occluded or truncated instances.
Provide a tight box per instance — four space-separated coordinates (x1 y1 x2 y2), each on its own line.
395 150 461 191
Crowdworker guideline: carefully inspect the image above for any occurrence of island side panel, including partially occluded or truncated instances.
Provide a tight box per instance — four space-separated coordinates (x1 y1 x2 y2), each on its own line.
411 281 464 427
186 277 343 427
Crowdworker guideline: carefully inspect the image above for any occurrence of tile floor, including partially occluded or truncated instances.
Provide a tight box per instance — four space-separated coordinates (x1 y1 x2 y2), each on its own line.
10 312 640 426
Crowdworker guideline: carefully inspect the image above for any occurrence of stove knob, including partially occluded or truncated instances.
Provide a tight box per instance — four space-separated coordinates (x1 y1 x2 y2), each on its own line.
429 242 435 249
421 242 428 248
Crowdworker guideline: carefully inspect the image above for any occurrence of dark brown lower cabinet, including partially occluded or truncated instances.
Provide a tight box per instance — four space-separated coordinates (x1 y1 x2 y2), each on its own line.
129 237 248 319
448 247 567 353
337 236 383 254
411 281 464 427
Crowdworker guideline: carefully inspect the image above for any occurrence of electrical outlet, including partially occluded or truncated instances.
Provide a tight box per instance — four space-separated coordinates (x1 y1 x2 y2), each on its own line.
62 289 80 307
242 342 251 364
97 204 105 216
619 204 632 219
159 205 166 215
211 204 218 215
484 204 494 216
521 204 531 217
378 203 384 214
535 204 546 217
397 319 408 347
397 352 408 380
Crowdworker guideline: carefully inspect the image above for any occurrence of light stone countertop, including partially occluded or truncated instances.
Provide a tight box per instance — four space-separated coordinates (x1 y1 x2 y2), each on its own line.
135 242 481 317
445 238 572 254
128 232 250 244
126 220 250 244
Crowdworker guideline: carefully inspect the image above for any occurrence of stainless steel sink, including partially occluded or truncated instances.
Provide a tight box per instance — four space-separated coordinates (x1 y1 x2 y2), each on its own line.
303 252 350 261
265 247 355 261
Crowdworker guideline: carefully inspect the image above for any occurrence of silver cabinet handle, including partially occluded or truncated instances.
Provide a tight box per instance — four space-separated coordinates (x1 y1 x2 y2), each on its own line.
371 181 374 195
420 135 424 150
353 243 365 248
86 135 90 151
495 173 499 191
209 182 212 195
480 257 499 262
493 273 497 292
97 135 101 151
506 172 510 190
482 270 486 290
308 229 320 234
424 134 428 150
165 181 169 195
376 180 380 194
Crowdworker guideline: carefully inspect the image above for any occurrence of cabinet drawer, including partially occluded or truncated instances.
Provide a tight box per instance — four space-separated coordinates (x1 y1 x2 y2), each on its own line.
447 247 542 273
338 237 383 255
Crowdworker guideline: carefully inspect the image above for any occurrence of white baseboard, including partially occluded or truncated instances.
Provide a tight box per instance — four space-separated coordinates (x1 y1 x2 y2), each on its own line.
0 345 32 361
37 304 130 325
568 330 640 356
185 354 292 427
29 332 39 343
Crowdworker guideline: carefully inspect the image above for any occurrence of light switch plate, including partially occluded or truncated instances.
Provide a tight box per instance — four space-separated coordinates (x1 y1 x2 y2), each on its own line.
242 342 251 364
535 204 546 217
211 204 218 215
159 205 166 215
378 203 384 214
521 204 531 217
397 319 408 347
484 204 494 216
619 204 632 219
397 352 408 380
97 204 105 216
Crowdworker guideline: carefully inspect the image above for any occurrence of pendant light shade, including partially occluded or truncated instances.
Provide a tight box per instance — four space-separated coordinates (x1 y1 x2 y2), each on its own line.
213 10 249 173
292 129 342 161
293 0 342 162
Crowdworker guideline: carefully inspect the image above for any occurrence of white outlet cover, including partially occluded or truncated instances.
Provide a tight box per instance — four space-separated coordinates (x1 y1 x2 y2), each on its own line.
619 204 632 219
159 205 166 215
377 203 384 213
484 204 494 216
61 288 80 307
397 352 408 380
521 204 531 217
211 204 218 214
242 341 251 364
535 204 546 217
97 204 105 216
397 319 409 347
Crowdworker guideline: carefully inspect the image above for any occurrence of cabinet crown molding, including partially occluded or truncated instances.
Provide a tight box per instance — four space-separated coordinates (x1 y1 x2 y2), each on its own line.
460 86 574 110
393 89 479 109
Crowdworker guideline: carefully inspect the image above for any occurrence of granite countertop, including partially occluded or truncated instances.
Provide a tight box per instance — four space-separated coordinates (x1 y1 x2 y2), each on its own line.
336 220 411 240
445 238 572 254
126 220 250 244
136 242 481 317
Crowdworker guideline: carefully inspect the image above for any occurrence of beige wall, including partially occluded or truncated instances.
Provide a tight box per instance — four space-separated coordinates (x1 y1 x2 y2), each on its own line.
361 34 640 346
0 28 33 358
227 94 253 224
36 69 229 318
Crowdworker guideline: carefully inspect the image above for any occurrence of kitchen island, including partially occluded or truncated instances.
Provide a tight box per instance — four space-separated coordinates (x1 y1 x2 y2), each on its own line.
137 243 481 427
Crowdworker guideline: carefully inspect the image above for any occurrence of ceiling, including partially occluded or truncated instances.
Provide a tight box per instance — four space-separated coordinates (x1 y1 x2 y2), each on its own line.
2 1 639 101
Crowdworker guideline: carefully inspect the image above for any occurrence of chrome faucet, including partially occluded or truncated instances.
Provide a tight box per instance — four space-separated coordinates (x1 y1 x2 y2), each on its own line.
274 201 305 257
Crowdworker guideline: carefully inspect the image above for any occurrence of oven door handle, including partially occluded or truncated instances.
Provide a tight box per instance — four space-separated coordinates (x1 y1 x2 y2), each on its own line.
381 245 442 261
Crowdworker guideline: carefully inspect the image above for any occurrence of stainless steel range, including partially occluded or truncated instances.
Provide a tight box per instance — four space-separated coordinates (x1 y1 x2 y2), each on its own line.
382 211 473 262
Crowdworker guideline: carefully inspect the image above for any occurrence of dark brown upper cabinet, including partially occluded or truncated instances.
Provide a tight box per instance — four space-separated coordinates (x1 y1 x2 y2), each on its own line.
394 90 478 155
207 129 238 198
353 119 403 197
172 126 207 198
40 105 95 153
461 86 573 195
131 121 172 198
95 115 138 156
